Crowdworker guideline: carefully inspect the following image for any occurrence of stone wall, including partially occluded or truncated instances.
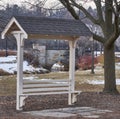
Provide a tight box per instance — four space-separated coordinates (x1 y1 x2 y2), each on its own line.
33 44 67 66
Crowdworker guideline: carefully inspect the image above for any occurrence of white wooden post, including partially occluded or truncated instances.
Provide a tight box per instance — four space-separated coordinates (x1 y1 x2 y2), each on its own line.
13 31 25 110
68 39 77 105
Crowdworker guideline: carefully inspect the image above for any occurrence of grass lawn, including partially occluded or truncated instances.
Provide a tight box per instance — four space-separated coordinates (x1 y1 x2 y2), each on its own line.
0 67 120 96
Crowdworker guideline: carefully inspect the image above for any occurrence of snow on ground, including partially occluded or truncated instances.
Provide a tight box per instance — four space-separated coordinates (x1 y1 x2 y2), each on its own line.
115 63 120 69
23 76 39 80
0 56 17 73
87 79 120 85
23 77 68 84
1 55 120 86
0 56 47 74
0 56 16 63
51 63 64 71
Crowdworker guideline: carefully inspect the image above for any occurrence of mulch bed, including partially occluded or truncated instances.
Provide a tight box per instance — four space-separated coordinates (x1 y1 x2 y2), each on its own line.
0 92 120 119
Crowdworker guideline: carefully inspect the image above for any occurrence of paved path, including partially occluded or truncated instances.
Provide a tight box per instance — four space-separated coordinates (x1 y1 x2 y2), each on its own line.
24 107 112 119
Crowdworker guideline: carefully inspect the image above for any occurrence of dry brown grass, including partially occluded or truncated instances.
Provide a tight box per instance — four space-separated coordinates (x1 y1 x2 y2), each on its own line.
0 75 16 96
0 69 12 76
97 54 120 65
0 50 16 57
0 68 120 96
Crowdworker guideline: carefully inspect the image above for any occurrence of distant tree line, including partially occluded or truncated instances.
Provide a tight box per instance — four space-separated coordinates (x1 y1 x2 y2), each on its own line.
0 3 119 53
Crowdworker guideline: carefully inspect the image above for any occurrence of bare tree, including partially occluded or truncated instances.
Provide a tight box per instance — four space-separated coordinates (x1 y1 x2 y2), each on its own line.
23 0 69 18
59 0 120 94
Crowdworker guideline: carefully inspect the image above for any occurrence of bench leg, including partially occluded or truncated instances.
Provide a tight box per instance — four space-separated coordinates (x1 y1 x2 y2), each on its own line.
71 93 77 104
68 93 79 105
68 93 72 105
18 95 28 110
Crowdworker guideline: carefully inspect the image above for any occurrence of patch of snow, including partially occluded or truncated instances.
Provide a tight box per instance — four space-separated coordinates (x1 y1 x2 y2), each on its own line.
55 81 68 84
116 63 120 70
116 79 120 85
0 62 17 73
87 80 104 85
0 56 16 63
115 52 120 57
23 76 38 80
40 79 67 83
23 61 40 72
87 79 120 85
40 79 68 84
94 51 102 56
40 79 52 81
0 56 47 74
51 63 64 71
52 63 62 68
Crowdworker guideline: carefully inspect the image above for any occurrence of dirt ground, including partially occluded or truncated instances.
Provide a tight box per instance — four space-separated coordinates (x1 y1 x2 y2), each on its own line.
0 92 120 119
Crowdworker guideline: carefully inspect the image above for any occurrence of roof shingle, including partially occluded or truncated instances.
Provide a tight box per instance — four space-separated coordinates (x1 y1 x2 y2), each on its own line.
14 16 92 37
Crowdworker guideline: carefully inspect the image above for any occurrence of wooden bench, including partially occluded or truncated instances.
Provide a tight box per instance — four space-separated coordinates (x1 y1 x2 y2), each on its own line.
19 79 81 109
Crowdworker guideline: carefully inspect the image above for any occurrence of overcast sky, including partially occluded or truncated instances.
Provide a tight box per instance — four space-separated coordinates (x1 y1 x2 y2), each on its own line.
1 0 24 5
1 0 60 9
1 0 56 5
1 0 95 9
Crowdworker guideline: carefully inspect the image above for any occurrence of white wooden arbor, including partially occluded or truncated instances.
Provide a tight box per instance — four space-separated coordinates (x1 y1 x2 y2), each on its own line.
1 16 91 110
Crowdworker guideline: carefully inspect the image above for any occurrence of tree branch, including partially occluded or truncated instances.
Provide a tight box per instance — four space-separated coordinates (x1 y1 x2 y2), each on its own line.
105 15 120 48
70 0 101 25
94 0 104 24
59 0 79 20
93 33 105 43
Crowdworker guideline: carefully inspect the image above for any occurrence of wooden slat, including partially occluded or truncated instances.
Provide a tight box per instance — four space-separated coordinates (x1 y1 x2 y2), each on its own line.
23 83 69 88
23 87 69 93
21 91 81 96
23 79 69 84
21 91 70 95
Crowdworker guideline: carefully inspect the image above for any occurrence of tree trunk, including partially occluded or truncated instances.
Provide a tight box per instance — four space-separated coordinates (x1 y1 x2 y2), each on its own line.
103 44 119 94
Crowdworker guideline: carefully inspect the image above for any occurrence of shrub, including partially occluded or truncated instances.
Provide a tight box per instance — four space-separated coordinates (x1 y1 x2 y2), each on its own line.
0 69 11 76
78 55 98 70
0 50 16 57
24 52 34 64
43 64 52 71
96 54 104 64
24 52 40 67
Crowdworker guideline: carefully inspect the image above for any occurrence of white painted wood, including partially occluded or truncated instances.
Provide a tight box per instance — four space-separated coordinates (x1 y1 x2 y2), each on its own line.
19 96 27 108
23 87 69 93
68 39 77 105
13 32 25 110
21 91 81 96
23 83 69 88
21 92 71 95
1 16 81 110
1 18 28 39
23 79 69 83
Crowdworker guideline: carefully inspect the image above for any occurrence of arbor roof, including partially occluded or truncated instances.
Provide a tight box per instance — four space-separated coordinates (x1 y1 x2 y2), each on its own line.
2 16 92 40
